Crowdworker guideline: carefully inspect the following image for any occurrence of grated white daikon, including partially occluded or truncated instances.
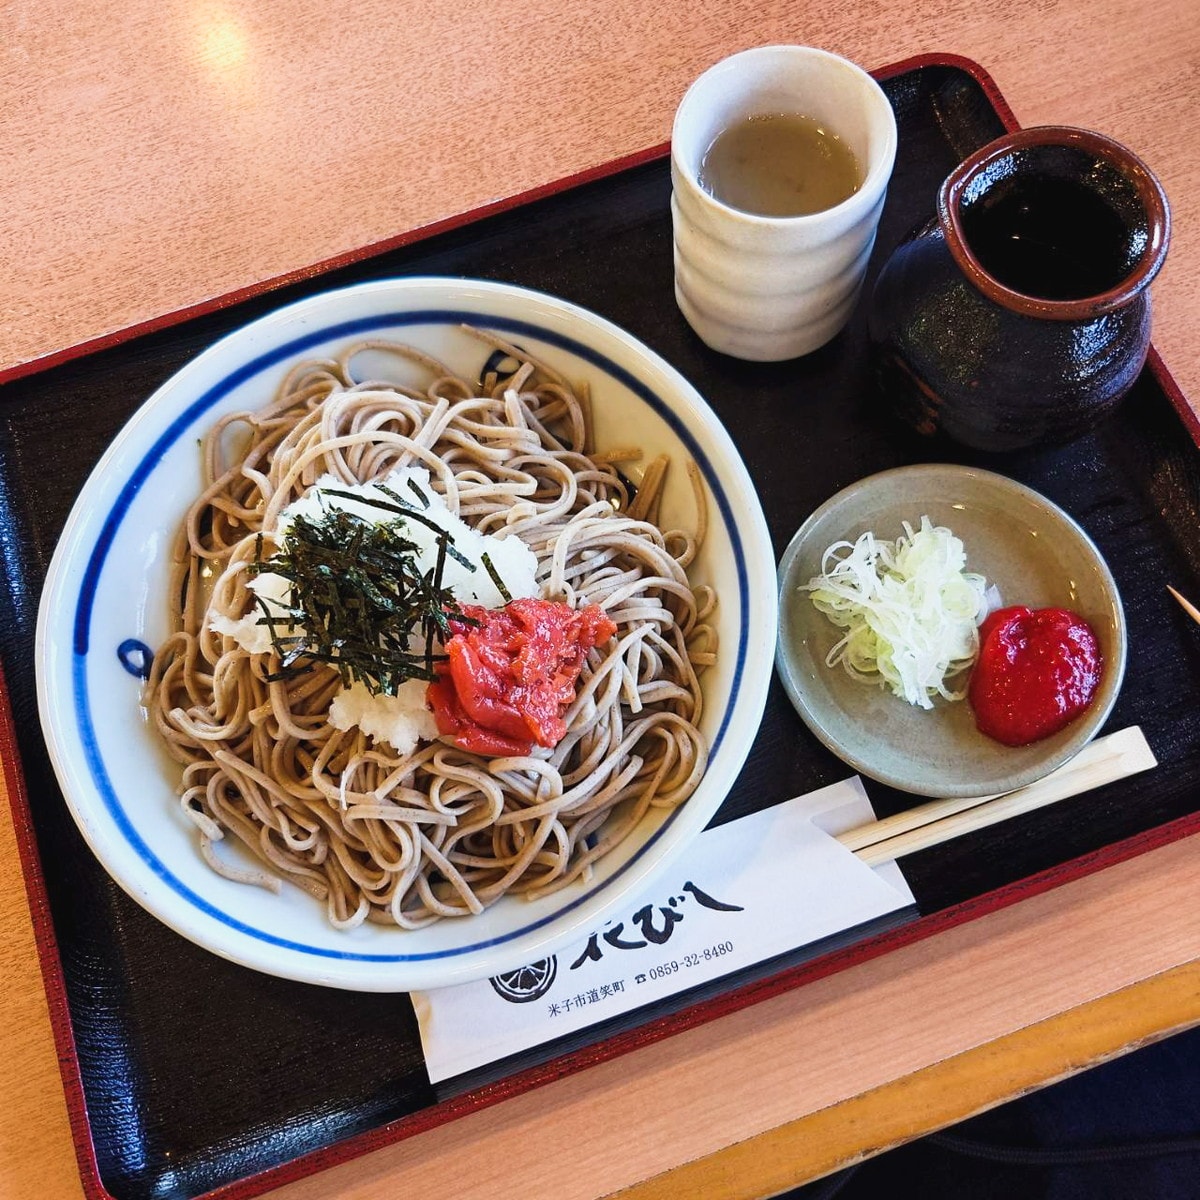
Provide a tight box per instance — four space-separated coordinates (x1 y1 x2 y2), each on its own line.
207 467 541 749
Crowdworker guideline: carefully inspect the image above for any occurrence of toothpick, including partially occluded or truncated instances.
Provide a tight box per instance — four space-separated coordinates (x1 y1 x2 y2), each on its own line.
1167 585 1200 627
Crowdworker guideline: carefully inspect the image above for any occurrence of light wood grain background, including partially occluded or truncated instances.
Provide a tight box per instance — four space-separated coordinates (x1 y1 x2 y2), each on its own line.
1 0 1198 1197
2 0 1197 406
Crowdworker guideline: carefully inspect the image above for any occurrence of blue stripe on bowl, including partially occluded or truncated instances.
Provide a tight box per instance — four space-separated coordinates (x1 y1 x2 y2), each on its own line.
72 307 750 962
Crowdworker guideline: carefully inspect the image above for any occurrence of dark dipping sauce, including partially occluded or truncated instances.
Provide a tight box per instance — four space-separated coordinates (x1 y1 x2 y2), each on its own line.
960 176 1131 301
969 606 1103 746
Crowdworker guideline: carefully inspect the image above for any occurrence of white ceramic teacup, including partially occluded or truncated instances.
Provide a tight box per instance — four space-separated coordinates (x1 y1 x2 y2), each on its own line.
671 45 898 361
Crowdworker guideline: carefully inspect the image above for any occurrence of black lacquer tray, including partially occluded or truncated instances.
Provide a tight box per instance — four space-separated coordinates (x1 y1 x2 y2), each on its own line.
3 55 1199 1200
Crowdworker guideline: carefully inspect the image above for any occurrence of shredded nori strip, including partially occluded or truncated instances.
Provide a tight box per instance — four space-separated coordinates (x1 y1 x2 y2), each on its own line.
319 487 476 569
480 551 512 604
376 482 415 510
248 502 463 695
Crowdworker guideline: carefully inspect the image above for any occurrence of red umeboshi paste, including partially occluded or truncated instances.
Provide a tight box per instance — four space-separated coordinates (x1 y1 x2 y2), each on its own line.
427 598 617 756
968 606 1103 747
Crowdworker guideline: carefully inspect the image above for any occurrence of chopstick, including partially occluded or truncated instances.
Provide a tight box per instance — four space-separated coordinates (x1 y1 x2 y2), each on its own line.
837 726 1157 867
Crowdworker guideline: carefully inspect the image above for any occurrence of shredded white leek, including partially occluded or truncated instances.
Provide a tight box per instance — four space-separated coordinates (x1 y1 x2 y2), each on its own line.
801 516 994 709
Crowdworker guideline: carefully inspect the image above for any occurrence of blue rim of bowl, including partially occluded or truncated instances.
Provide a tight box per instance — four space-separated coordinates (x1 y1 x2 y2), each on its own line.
774 463 1127 798
67 306 752 961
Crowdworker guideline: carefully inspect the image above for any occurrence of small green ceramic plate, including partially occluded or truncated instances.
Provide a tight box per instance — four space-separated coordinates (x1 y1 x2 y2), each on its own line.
776 464 1126 798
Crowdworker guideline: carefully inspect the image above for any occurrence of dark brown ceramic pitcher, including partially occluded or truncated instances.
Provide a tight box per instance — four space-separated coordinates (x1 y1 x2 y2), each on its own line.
868 127 1170 451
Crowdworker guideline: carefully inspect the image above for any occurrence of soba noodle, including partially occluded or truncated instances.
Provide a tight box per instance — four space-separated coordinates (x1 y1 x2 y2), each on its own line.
146 331 716 929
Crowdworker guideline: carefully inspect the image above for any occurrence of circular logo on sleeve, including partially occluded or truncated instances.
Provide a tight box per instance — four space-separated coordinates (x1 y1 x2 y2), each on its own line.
489 956 558 1003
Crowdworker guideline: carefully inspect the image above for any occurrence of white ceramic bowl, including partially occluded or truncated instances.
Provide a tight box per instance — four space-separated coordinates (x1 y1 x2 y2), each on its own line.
36 277 777 992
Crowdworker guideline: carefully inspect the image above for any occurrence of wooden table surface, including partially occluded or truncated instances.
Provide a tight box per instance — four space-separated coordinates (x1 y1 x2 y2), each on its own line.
2 1 1198 1198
